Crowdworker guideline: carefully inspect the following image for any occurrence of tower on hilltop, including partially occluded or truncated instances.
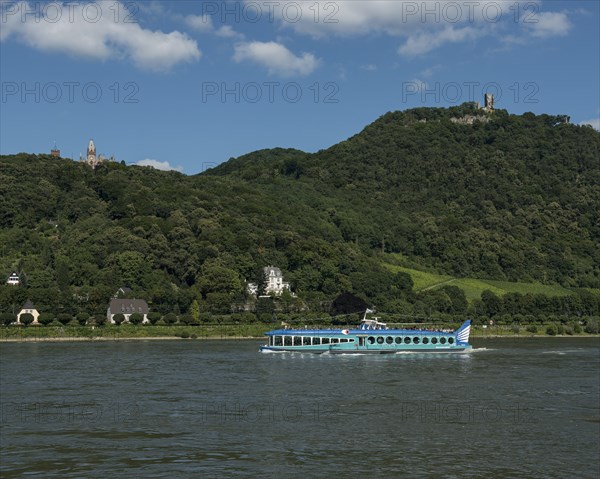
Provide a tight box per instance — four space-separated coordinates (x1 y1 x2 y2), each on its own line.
86 140 97 166
50 141 60 157
80 139 114 168
484 93 494 112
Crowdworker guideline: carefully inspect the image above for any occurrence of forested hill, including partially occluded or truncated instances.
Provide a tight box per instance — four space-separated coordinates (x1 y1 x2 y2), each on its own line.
1 104 599 319
208 105 600 285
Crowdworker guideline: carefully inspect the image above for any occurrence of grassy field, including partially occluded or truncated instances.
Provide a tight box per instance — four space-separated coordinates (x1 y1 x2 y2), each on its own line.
382 259 584 302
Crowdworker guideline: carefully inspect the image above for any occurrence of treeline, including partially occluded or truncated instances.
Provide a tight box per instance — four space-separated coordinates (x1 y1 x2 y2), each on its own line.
1 280 599 327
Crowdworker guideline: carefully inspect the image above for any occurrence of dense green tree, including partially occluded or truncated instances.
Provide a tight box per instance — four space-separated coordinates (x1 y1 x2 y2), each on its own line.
179 314 194 325
546 324 558 336
19 313 34 326
112 313 125 325
196 262 242 298
190 299 200 322
76 312 89 326
393 272 414 292
481 290 502 317
584 319 599 334
441 285 468 314
38 313 55 326
129 312 144 325
57 313 72 325
1 312 15 325
147 312 162 324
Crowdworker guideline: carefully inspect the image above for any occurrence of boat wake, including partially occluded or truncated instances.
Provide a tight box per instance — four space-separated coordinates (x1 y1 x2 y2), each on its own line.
541 349 583 355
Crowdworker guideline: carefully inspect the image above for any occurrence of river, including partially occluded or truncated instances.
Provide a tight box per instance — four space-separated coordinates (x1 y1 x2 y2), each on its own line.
1 338 598 478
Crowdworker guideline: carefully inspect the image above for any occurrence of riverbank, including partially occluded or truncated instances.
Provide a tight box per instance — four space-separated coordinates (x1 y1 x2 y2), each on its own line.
0 336 261 342
0 324 272 342
0 324 597 342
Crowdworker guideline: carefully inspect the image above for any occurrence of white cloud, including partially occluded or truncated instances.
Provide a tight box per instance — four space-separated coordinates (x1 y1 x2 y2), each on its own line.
1 1 201 71
260 1 507 37
233 41 319 77
398 26 481 56
182 14 243 39
580 119 600 131
184 14 214 33
409 78 428 92
361 64 377 71
248 1 571 56
216 25 244 39
136 159 184 172
420 65 442 78
527 11 572 38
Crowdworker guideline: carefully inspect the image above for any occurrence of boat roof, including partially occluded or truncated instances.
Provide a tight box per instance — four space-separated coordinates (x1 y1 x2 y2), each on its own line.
265 328 454 336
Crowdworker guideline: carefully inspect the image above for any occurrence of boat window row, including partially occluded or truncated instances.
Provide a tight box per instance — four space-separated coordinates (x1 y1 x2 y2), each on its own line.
270 336 355 346
366 336 454 345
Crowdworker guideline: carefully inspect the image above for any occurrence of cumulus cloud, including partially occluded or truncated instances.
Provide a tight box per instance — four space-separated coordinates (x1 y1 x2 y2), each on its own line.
182 14 243 39
249 1 571 56
580 119 600 131
233 41 319 77
1 1 201 71
184 14 214 33
527 11 572 38
258 0 505 37
136 159 184 172
398 26 481 56
216 25 244 39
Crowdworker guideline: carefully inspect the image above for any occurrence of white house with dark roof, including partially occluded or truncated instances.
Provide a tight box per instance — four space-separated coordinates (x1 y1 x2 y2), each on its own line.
6 272 20 286
247 266 293 296
107 298 149 324
17 300 40 324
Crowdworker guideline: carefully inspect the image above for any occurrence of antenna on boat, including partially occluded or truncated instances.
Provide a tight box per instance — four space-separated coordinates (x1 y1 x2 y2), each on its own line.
363 308 375 321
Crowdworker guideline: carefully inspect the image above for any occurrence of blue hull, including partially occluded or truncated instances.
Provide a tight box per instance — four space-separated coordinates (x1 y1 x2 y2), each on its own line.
259 345 471 354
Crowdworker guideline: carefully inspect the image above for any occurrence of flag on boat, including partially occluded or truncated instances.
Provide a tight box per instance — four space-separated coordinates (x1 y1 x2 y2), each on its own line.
342 329 350 335
365 308 374 313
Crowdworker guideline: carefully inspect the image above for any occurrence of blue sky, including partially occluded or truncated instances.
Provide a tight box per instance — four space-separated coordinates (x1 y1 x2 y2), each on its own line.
1 0 598 174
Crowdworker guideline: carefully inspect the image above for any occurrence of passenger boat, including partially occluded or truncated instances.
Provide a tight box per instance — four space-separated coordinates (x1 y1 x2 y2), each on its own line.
259 312 472 354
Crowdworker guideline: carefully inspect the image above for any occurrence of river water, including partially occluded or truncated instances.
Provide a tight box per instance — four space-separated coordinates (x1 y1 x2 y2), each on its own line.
1 338 598 478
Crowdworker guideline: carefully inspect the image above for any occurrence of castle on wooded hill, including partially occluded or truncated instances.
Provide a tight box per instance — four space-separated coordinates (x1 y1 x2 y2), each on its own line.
80 140 115 168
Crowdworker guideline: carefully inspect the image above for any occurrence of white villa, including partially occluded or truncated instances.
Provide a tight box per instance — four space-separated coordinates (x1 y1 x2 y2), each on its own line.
247 266 293 297
17 299 40 324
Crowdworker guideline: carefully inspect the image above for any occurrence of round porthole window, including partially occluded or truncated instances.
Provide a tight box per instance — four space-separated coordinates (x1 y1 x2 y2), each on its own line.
440 337 447 344
448 338 454 344
422 337 429 344
386 336 393 344
413 337 420 344
404 337 411 344
395 337 402 344
431 338 438 344
377 337 384 344
368 336 375 344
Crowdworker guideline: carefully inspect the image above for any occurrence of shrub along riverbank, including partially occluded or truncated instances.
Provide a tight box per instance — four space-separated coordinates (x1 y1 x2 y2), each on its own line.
0 321 598 341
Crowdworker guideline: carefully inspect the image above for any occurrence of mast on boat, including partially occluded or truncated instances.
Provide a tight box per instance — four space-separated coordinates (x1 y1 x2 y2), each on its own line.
360 308 388 330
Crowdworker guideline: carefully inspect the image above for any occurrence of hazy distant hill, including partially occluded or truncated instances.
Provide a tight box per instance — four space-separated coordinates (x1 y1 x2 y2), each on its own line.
1 104 599 318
